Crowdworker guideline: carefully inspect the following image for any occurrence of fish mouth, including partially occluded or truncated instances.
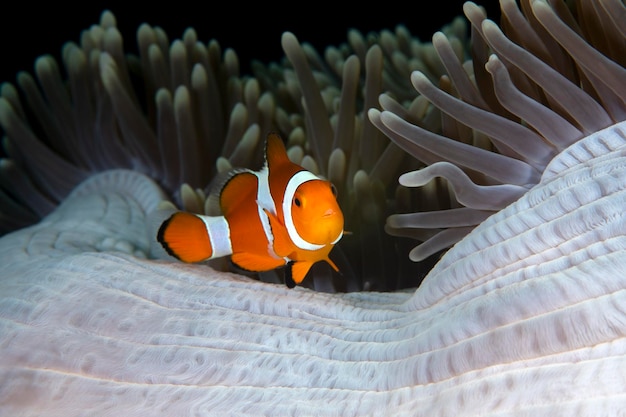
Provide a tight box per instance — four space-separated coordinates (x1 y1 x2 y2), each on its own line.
322 209 336 217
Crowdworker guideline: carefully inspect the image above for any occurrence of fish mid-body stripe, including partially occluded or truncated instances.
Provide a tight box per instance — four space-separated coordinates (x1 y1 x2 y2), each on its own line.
199 215 232 258
254 167 286 262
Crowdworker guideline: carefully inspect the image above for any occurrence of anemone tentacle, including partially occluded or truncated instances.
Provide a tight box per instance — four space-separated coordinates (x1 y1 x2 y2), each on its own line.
380 0 626 263
0 1 624 295
2 8 476 291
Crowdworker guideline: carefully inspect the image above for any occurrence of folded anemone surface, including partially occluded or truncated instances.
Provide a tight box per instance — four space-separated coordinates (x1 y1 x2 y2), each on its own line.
1 1 626 415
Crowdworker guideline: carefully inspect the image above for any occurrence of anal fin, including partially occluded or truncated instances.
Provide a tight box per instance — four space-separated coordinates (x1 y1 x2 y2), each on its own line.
231 252 285 273
288 261 314 286
285 261 296 288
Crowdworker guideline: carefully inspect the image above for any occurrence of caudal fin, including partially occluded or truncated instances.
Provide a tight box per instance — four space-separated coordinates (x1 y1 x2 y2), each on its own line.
157 212 213 263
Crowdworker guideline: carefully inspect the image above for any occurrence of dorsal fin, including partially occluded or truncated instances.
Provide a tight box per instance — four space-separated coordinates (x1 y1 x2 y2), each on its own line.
264 132 305 221
205 168 250 215
219 171 258 217
265 132 291 170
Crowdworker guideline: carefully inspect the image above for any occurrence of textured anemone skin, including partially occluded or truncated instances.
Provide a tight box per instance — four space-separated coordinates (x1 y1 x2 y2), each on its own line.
2 122 626 415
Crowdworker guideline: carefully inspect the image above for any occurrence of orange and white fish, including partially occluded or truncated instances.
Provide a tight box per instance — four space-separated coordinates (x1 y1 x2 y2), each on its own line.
157 132 345 288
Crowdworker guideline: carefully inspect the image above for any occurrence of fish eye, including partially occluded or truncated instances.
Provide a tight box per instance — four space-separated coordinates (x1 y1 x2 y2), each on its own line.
330 183 338 197
294 197 301 207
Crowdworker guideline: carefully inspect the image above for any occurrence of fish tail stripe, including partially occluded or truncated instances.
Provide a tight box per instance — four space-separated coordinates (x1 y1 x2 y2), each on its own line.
283 171 325 251
200 215 232 258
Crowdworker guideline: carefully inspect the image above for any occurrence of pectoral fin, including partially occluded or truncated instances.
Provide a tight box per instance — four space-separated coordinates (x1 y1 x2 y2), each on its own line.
263 208 294 258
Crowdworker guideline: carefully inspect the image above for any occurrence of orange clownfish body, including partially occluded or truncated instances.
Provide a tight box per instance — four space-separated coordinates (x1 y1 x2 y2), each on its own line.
157 132 345 287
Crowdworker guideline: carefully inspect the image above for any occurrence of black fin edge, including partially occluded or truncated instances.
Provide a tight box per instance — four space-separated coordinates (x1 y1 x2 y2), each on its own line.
156 215 180 260
285 261 296 289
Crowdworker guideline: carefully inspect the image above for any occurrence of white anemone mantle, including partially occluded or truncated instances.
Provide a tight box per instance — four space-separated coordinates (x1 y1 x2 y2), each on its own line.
2 121 626 415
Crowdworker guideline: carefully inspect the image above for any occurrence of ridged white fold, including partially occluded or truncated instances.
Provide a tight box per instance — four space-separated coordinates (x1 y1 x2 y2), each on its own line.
2 123 626 416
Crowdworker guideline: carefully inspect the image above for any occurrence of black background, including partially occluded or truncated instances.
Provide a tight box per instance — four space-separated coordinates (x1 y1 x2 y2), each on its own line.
0 1 501 83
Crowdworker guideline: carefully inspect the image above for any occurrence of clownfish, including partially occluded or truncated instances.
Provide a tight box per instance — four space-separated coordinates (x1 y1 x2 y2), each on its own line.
157 132 345 288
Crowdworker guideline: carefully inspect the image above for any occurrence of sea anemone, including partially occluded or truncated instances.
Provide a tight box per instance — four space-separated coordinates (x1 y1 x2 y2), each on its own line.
1 0 626 414
0 6 476 292
378 0 626 264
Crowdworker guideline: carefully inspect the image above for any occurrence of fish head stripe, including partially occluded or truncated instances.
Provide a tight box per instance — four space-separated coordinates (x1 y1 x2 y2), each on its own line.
283 170 326 251
331 231 343 245
264 133 304 223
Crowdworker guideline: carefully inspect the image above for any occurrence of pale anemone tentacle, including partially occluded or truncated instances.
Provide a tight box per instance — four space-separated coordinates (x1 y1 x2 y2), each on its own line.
409 121 626 312
256 28 472 290
0 10 299 295
380 0 626 263
244 20 477 290
1 10 472 291
0 10 272 234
